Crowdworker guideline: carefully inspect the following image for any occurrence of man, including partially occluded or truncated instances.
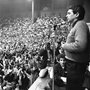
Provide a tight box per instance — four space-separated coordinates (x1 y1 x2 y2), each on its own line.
37 42 53 69
54 54 66 87
61 5 90 90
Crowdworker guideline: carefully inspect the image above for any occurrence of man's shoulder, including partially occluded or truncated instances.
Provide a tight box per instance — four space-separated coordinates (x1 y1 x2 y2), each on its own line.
76 20 86 25
55 63 62 70
75 20 89 30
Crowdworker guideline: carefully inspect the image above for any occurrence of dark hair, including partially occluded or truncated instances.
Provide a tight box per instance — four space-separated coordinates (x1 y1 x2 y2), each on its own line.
46 42 51 49
68 5 85 20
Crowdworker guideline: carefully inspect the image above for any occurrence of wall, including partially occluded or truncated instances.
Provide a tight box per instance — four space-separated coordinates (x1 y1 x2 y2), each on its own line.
0 0 90 22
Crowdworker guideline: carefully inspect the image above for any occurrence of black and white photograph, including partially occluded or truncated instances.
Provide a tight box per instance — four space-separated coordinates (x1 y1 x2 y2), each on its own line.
0 0 90 90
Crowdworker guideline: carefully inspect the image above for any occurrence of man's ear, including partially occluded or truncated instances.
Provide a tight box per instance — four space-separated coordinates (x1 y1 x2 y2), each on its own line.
76 12 79 18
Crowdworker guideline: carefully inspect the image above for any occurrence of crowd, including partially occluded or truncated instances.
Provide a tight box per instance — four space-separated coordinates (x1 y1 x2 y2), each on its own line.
0 15 70 90
0 12 89 90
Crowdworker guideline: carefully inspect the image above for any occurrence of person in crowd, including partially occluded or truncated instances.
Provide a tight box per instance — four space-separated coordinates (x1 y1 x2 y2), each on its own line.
37 42 53 70
54 54 66 87
3 69 19 90
61 4 90 90
0 64 4 90
18 69 30 90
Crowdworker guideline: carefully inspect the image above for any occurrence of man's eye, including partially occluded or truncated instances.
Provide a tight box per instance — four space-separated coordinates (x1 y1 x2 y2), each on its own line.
67 13 70 15
67 11 71 14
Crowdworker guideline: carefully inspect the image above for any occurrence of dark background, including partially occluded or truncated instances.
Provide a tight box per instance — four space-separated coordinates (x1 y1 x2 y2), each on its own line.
0 0 90 22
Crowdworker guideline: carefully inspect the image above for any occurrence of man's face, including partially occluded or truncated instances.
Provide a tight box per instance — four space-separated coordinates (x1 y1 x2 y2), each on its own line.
66 9 77 23
59 58 65 67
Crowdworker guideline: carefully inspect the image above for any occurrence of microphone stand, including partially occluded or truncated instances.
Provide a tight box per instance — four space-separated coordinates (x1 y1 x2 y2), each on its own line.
52 25 57 90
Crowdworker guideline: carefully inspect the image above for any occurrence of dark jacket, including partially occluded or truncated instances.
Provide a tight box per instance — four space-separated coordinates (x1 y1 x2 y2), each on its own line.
37 48 53 69
54 63 66 87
